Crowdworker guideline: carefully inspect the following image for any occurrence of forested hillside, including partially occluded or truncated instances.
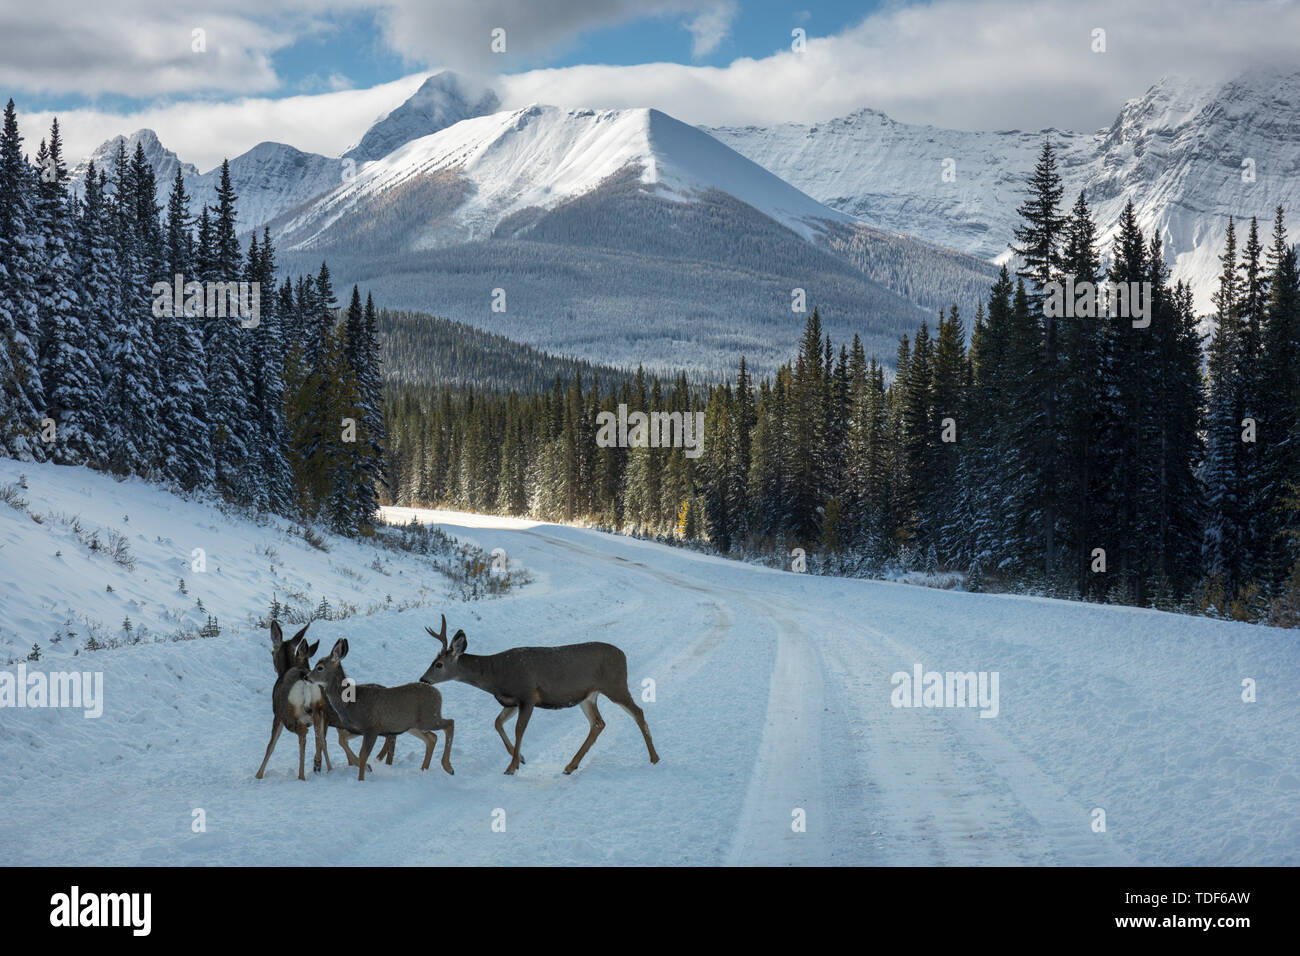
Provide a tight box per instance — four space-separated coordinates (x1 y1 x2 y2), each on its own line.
377 307 643 393
0 102 385 535
383 143 1300 626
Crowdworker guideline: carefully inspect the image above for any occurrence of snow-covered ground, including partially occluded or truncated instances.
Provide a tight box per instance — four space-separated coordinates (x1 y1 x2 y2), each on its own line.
2 463 1297 865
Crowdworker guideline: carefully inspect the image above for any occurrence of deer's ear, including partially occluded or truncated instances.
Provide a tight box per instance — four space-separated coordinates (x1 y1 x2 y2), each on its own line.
305 640 319 659
270 621 283 645
451 631 467 656
290 622 311 645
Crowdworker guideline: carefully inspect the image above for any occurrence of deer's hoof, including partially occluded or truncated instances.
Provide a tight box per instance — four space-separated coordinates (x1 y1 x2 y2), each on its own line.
563 768 574 775
504 766 517 775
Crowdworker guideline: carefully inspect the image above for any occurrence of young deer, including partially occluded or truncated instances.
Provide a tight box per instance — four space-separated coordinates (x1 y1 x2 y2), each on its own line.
419 616 659 775
261 623 396 771
256 621 330 780
308 638 455 780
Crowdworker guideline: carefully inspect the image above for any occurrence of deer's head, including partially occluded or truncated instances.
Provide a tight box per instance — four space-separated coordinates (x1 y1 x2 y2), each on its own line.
292 634 320 671
420 615 467 684
308 638 348 690
269 621 311 676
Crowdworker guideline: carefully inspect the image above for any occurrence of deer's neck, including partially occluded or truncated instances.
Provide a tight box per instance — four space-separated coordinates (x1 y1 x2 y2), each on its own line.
322 670 364 734
456 654 504 693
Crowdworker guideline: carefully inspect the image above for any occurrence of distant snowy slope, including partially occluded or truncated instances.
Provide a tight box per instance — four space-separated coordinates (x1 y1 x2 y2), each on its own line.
707 68 1300 312
280 104 854 249
343 70 500 164
71 129 198 194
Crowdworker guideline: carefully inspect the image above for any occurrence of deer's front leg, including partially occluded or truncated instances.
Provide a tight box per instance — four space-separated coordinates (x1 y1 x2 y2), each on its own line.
312 711 328 773
506 703 533 775
357 732 378 781
495 706 524 764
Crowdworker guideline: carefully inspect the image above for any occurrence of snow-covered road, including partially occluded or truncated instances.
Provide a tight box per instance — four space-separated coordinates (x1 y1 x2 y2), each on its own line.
3 506 1297 866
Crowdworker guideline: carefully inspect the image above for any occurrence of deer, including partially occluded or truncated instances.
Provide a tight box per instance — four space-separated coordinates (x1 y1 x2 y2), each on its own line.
261 621 398 772
307 636 455 781
418 615 659 775
255 621 331 780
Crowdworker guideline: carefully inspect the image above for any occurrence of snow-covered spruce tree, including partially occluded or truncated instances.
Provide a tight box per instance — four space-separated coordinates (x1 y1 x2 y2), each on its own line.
161 166 213 491
930 306 965 564
0 99 47 460
1011 137 1066 579
1202 219 1248 597
73 164 116 468
102 142 161 477
34 120 100 465
204 159 252 501
1257 216 1300 594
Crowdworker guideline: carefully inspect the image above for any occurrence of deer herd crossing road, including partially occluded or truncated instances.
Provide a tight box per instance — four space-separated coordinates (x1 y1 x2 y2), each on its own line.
3 505 1293 865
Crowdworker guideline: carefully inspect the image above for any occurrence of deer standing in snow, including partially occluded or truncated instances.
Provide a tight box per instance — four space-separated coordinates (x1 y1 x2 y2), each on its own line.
419 615 659 775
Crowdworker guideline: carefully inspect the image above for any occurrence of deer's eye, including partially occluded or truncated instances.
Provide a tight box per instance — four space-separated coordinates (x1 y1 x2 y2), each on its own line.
435 662 443 669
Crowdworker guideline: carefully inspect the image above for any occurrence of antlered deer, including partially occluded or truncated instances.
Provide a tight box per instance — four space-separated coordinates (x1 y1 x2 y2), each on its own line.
308 638 455 781
419 616 659 775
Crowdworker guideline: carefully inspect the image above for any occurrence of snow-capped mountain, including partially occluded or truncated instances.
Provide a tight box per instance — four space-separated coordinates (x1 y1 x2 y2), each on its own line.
72 71 506 235
707 68 1300 312
186 142 344 235
342 70 500 164
278 104 855 248
269 102 990 375
71 128 198 192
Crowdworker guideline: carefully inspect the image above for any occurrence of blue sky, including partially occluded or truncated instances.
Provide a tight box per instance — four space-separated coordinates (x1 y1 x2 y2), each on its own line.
23 2 878 114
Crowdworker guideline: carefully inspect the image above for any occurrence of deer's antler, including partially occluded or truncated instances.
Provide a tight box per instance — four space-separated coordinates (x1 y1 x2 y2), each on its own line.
426 614 448 650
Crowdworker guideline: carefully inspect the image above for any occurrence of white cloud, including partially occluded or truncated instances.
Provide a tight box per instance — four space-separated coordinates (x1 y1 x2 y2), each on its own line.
0 1 299 97
373 0 731 70
683 1 738 58
499 0 1300 131
22 74 429 173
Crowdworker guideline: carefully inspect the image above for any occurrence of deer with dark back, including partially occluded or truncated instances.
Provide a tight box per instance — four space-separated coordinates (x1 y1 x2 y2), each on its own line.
308 637 455 780
256 621 330 780
419 616 659 775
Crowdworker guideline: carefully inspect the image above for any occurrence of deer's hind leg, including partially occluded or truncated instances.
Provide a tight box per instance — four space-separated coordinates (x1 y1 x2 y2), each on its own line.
609 686 660 764
379 735 397 764
255 717 284 779
505 703 532 775
411 730 436 770
296 727 308 781
564 694 605 775
495 706 524 764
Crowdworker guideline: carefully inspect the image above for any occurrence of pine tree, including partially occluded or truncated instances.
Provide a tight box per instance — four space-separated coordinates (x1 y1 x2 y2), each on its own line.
35 119 99 465
204 159 251 500
1203 218 1247 594
0 99 46 460
1011 137 1066 576
160 166 212 490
